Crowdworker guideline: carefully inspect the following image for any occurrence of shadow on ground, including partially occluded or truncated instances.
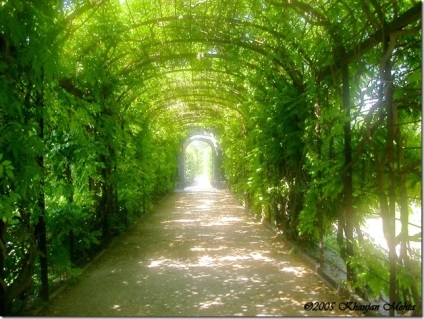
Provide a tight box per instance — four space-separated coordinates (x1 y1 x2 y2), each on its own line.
40 187 360 316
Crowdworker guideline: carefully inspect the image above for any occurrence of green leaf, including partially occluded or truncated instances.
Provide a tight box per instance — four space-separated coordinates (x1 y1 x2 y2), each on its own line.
5 169 14 179
2 160 12 166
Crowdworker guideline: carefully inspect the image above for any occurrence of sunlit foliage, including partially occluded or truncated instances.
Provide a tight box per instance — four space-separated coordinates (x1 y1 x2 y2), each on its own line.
0 0 421 315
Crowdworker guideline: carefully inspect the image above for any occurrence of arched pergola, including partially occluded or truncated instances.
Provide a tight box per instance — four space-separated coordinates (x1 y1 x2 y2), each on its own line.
0 1 421 315
177 132 224 189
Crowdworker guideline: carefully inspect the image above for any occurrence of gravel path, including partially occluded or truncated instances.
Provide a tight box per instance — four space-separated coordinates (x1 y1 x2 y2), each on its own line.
40 188 359 316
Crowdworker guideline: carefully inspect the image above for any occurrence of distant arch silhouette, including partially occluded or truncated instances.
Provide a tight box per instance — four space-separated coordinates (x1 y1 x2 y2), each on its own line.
177 133 224 189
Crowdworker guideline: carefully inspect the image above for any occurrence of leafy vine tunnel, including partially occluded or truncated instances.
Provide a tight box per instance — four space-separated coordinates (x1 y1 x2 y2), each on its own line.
178 132 222 188
0 0 422 316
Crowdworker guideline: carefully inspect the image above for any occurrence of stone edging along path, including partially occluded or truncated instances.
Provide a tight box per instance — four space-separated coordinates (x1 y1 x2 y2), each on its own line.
252 206 383 317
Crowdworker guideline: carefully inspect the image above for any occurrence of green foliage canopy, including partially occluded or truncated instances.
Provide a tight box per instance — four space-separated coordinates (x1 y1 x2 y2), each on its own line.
0 0 421 315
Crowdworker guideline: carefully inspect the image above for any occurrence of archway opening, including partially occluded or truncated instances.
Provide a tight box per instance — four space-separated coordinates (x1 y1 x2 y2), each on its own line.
185 140 213 189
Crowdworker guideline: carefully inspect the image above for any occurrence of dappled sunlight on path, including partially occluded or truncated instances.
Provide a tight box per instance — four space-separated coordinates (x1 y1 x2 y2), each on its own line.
40 188 359 317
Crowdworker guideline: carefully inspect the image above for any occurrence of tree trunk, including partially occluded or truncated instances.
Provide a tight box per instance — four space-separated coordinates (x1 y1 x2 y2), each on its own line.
34 214 49 302
0 220 7 315
35 113 49 302
315 100 324 268
341 52 356 285
396 124 420 306
65 162 75 264
100 146 116 241
381 36 398 316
